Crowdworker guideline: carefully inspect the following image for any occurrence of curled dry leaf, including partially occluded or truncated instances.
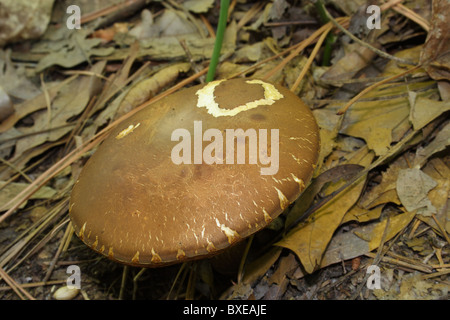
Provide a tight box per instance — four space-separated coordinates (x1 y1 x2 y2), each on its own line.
114 62 191 119
420 0 450 81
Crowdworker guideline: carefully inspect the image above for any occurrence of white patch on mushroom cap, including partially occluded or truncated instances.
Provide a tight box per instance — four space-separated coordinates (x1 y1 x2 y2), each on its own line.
195 79 284 117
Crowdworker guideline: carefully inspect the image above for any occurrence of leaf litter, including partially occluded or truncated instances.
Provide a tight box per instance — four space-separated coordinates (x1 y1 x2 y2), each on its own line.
0 0 449 300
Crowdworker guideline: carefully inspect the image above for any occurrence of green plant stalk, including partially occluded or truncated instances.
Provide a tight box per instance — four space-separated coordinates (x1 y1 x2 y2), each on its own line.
206 0 230 82
314 0 335 66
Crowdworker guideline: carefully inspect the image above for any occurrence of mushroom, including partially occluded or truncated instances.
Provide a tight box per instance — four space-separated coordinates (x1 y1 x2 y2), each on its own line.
69 78 320 267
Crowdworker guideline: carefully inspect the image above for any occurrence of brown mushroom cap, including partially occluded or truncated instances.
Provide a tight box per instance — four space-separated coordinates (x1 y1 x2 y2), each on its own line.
69 78 320 267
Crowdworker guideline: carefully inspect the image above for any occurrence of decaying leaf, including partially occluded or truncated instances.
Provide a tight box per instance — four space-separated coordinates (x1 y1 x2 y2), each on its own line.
114 62 191 119
359 158 407 209
0 181 56 210
340 46 437 156
0 50 41 101
420 0 450 81
396 168 438 216
321 211 416 268
341 204 383 224
409 96 450 131
340 79 436 156
417 158 450 232
12 62 105 161
320 43 378 85
34 29 114 72
373 272 449 300
414 122 450 168
285 163 364 228
0 76 76 134
182 0 215 13
277 148 374 273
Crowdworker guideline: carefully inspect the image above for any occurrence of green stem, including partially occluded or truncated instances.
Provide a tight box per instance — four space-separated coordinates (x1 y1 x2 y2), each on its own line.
314 0 335 66
206 0 230 82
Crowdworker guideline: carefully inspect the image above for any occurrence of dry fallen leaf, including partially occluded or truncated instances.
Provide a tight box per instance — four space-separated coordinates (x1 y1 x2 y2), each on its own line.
0 181 56 210
182 0 215 13
12 62 105 162
373 272 449 300
396 168 438 216
114 62 191 119
418 158 450 233
340 79 435 156
409 96 450 131
320 211 416 268
34 29 114 72
0 50 41 101
420 0 450 82
277 147 374 273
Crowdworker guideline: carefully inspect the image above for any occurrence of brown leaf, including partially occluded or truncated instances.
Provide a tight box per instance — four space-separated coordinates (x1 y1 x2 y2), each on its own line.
420 0 450 81
277 148 374 273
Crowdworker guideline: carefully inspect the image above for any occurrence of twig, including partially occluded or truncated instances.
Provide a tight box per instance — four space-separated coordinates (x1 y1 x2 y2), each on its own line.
79 0 145 25
0 265 35 300
290 25 332 92
263 21 338 81
40 73 52 132
0 279 66 292
336 64 422 115
421 269 450 280
364 252 433 274
119 265 128 300
235 1 264 31
322 5 417 66
431 213 450 245
392 4 430 32
200 14 215 37
43 221 73 283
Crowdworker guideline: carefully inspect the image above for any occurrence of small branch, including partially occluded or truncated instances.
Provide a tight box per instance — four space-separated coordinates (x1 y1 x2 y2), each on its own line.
336 64 421 115
322 5 418 66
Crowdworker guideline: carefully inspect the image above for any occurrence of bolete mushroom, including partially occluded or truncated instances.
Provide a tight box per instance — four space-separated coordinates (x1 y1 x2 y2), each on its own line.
69 78 320 267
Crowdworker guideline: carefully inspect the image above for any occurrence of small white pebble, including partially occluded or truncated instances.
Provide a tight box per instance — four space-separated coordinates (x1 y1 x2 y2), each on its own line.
53 286 80 300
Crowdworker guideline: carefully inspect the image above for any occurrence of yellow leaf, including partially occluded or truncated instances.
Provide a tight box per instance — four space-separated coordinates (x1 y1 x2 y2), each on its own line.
276 148 374 273
320 211 415 268
341 204 383 224
410 97 450 131
358 211 416 250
